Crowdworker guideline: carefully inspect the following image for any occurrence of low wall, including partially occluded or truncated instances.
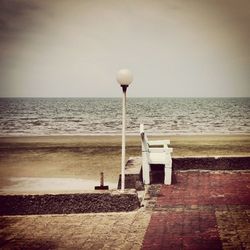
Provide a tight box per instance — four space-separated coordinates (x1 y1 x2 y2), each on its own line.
121 156 250 189
0 190 140 215
2 156 248 215
118 157 144 190
172 156 250 170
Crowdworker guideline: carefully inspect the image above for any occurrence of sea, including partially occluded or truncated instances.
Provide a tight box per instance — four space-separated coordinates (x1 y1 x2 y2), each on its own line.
0 97 249 136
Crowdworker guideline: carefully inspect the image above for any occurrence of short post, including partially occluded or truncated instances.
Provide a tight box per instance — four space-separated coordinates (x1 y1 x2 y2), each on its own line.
95 172 109 190
100 172 104 187
116 69 133 192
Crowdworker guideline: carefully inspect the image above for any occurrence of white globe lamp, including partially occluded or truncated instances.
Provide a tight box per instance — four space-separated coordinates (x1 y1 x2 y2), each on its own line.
116 69 133 87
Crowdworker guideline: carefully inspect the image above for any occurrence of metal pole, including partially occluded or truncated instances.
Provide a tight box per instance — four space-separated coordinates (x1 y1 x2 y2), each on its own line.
100 172 104 187
121 85 127 192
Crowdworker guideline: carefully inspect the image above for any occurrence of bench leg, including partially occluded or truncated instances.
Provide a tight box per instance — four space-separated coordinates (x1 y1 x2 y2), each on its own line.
143 164 150 185
164 165 172 185
142 156 150 184
164 167 172 185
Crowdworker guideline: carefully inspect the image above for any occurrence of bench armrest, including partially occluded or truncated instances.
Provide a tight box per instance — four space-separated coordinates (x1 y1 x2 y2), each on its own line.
148 140 170 146
148 147 173 154
165 147 173 153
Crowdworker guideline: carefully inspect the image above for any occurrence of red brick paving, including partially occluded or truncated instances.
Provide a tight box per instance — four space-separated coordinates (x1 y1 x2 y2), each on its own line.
142 171 250 250
143 210 222 250
157 171 250 206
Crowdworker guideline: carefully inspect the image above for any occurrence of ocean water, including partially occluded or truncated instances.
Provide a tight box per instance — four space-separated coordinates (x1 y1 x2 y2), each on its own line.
0 97 249 136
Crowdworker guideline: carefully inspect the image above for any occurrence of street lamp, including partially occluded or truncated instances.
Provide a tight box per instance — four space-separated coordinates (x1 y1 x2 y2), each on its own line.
116 69 133 192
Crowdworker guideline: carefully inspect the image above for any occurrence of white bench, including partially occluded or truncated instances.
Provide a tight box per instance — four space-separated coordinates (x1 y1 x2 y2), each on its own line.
140 124 173 185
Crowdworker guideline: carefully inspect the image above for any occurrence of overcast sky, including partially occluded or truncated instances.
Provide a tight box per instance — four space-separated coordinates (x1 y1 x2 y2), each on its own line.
0 0 249 97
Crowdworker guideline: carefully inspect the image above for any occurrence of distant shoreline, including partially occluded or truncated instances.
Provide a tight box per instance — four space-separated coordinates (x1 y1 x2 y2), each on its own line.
1 133 250 138
1 134 250 153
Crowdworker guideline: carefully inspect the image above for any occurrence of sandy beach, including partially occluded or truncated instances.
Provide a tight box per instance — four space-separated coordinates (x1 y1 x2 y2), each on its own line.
0 134 250 191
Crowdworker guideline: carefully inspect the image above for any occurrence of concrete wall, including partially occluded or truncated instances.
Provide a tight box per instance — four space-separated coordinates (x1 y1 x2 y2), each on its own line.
0 190 140 215
121 156 250 189
117 157 144 190
172 156 250 170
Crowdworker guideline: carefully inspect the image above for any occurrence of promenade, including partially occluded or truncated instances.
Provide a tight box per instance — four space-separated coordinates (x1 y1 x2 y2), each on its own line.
1 170 249 249
143 170 250 250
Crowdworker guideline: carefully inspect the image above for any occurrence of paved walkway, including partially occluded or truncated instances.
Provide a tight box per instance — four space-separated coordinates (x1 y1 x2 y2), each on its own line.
0 170 249 249
142 170 250 250
0 211 151 249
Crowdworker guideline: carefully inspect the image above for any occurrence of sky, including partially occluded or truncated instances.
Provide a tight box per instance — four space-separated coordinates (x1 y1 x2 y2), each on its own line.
0 0 249 97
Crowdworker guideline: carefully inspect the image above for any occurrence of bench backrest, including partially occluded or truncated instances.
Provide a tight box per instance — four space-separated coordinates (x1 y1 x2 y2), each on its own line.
140 123 172 153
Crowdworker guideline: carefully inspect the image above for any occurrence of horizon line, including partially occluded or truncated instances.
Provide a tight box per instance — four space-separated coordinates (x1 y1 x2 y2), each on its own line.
0 96 249 99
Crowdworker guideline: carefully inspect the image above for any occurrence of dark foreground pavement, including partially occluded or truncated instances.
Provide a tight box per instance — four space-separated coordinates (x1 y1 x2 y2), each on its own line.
1 170 250 249
142 170 250 250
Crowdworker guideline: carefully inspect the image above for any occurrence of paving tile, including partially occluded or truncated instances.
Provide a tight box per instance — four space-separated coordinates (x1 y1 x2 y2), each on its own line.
216 208 250 250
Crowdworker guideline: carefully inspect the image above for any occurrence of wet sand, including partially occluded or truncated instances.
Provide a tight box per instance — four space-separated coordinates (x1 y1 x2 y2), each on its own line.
0 135 250 191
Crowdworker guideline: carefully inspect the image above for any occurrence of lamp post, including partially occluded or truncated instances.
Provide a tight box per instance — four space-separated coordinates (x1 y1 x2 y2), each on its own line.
116 69 133 192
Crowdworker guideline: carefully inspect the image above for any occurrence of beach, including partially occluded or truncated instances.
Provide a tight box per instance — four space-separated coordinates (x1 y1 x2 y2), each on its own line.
0 134 249 191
